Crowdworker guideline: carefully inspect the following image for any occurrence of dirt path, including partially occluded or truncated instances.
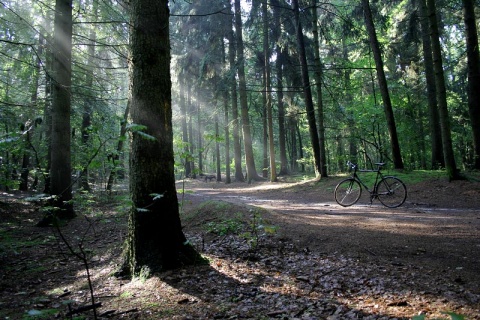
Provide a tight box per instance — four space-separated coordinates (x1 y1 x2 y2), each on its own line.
181 178 480 291
1 177 479 319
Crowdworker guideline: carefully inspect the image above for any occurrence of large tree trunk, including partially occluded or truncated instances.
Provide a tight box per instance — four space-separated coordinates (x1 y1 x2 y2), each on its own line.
462 0 480 169
234 0 261 182
292 0 322 179
49 0 74 218
362 0 404 170
426 0 459 180
311 0 328 177
120 0 200 277
419 0 443 169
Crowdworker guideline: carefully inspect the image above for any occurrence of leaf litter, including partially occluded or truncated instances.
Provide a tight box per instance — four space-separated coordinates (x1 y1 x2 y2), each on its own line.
0 177 479 319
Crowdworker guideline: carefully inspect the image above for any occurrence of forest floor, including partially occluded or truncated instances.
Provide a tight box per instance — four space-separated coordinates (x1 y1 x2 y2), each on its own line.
0 172 479 319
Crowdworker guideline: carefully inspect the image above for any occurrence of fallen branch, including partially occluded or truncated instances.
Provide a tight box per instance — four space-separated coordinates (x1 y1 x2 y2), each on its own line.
65 302 102 316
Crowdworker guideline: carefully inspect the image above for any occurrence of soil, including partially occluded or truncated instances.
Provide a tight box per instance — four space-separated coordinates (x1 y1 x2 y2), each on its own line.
0 174 479 319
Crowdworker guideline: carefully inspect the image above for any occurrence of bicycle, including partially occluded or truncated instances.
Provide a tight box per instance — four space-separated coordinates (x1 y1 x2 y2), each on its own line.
334 161 407 208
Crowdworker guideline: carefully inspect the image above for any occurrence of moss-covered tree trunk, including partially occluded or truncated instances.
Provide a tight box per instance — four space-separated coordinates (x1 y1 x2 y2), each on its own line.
120 0 200 277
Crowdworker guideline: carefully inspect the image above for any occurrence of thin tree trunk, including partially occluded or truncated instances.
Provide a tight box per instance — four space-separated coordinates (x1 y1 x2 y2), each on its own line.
197 103 203 173
462 0 480 169
106 101 129 192
234 0 261 182
187 84 196 178
419 0 443 169
179 75 191 177
215 112 221 181
221 34 231 183
276 47 288 175
312 0 327 177
223 89 231 183
263 0 277 182
342 37 358 166
292 0 321 179
80 0 98 192
362 0 404 170
228 12 244 182
262 84 268 178
426 0 459 180
272 0 288 175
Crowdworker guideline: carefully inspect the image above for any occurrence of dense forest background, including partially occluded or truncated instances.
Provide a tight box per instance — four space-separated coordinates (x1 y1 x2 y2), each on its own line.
0 0 479 193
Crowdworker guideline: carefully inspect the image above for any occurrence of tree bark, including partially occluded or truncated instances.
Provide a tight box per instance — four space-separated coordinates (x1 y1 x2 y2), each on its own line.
49 0 74 218
106 101 129 192
292 0 322 178
362 0 404 170
80 0 98 192
426 0 459 180
215 113 222 181
120 0 201 277
234 0 261 182
419 0 443 169
179 75 191 178
272 0 288 175
462 0 480 169
227 6 245 182
263 0 277 182
312 0 328 177
228 10 245 182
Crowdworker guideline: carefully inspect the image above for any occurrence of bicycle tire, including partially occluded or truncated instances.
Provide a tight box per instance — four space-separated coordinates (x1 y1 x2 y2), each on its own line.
334 178 362 207
376 176 407 208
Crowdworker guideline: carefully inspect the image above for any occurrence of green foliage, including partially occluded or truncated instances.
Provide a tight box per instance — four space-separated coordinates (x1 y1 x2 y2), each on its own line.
206 218 243 236
240 209 277 250
412 312 465 320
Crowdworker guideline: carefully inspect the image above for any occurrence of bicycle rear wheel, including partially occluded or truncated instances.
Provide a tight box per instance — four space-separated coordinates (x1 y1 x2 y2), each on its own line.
334 178 362 206
376 176 407 208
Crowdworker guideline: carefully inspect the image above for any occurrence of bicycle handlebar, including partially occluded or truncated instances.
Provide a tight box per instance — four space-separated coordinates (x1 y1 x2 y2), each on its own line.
346 161 385 171
346 161 357 170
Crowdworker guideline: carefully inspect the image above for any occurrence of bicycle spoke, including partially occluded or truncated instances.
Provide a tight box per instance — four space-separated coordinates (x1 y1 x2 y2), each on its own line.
335 178 362 207
376 177 407 208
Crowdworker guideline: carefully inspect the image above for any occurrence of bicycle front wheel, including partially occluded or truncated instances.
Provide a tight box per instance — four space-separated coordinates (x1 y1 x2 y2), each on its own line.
334 178 362 207
376 176 407 208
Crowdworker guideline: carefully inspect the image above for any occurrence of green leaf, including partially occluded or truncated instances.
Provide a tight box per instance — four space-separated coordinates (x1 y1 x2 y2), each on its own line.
150 193 164 200
136 131 156 141
443 312 465 320
126 123 147 132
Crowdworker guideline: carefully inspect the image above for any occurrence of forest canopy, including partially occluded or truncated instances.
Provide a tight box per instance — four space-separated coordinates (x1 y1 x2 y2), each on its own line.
0 0 479 192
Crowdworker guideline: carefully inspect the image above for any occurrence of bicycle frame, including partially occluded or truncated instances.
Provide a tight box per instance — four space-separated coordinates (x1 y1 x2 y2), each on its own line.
349 163 385 201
